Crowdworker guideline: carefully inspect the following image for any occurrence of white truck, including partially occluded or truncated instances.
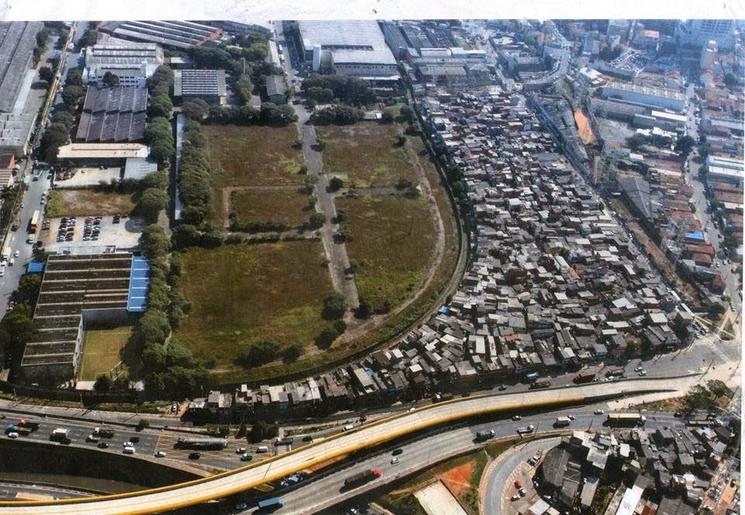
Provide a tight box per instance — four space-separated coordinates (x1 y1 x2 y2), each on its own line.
554 416 572 428
516 425 535 435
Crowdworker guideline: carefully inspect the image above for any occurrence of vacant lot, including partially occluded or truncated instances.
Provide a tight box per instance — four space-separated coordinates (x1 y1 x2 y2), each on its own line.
78 326 133 381
319 123 418 188
203 124 305 224
337 194 437 312
46 190 135 218
177 241 336 380
229 188 311 228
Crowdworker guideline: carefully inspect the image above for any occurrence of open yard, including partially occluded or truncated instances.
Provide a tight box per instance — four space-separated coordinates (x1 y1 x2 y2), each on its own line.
176 240 336 381
229 188 311 228
337 194 438 313
319 122 419 188
78 326 133 381
46 189 135 218
202 124 305 224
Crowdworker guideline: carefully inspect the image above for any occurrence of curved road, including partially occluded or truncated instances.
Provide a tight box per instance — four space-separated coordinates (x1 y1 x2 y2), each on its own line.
0 378 684 514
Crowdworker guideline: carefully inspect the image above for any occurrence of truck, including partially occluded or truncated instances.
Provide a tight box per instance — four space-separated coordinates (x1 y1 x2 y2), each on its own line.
573 368 599 384
50 428 69 442
606 368 625 378
475 429 496 441
343 468 382 489
606 413 646 427
553 416 572 428
517 425 535 435
92 427 114 438
28 210 40 234
530 379 551 389
257 497 284 511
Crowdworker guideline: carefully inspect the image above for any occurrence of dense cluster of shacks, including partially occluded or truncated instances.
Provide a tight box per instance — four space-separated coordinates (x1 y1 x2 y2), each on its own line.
189 88 696 423
536 423 739 515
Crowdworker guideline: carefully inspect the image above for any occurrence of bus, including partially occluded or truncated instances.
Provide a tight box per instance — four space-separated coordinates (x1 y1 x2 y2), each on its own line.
257 497 284 511
607 413 646 427
28 210 40 234
606 368 625 378
174 437 227 450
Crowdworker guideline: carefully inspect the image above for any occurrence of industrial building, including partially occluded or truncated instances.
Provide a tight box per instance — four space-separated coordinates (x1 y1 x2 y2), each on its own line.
0 22 43 113
264 75 288 104
99 21 222 49
601 82 686 112
0 112 36 156
83 43 164 87
56 143 150 168
173 69 227 105
20 253 149 385
297 20 399 79
75 86 148 143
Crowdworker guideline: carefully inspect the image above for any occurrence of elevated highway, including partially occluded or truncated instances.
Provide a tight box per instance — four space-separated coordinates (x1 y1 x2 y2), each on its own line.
0 377 686 514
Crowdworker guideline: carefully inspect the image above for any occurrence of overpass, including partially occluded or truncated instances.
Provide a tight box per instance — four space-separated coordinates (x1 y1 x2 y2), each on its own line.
0 378 685 514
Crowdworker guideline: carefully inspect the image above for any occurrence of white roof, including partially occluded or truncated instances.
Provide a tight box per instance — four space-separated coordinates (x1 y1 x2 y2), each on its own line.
57 143 149 160
298 20 396 66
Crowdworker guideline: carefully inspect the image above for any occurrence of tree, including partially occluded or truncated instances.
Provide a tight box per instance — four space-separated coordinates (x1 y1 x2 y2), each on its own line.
66 67 83 87
150 140 175 164
52 110 75 129
136 419 150 431
16 274 41 307
182 99 210 120
140 224 171 259
684 384 711 411
249 420 278 443
148 94 173 119
236 340 279 368
80 29 98 47
328 177 344 192
61 85 85 109
38 66 54 83
724 72 738 88
354 298 371 319
674 135 695 156
707 379 732 400
626 133 648 151
136 188 169 223
102 71 120 88
308 212 325 229
137 309 171 345
380 111 394 124
282 342 303 363
400 105 415 124
94 374 112 393
322 294 345 319
314 327 338 349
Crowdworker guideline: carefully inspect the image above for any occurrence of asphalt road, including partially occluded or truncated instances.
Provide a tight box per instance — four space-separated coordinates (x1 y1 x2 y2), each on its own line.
257 408 684 515
483 437 561 515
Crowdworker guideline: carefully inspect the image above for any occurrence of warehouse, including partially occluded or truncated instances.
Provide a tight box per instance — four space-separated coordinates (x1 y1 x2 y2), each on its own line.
173 69 227 104
265 75 288 104
601 82 686 112
99 21 222 49
56 142 150 168
0 22 43 113
0 112 36 156
20 253 148 385
75 86 148 142
297 20 399 79
83 43 164 87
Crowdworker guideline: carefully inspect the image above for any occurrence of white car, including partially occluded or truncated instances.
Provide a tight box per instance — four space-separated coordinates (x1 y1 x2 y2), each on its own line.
123 446 135 454
154 451 166 458
594 409 604 415
634 366 643 372
391 457 399 465
638 370 647 376
13 250 19 258
7 432 18 439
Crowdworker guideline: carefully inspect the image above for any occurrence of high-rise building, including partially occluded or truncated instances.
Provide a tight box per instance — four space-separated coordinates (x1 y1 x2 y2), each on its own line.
677 20 735 50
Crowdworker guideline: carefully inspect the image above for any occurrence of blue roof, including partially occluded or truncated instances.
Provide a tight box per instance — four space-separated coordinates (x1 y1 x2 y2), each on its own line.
26 262 45 273
438 306 450 315
685 231 705 241
127 256 150 313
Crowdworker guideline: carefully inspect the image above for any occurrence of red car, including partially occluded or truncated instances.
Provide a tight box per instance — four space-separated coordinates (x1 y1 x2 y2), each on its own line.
514 480 522 489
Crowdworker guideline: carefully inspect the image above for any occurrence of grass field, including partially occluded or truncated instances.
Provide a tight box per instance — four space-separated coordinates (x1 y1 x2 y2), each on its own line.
318 123 418 188
229 188 311 227
177 240 336 379
337 194 437 311
78 326 133 381
203 124 305 224
46 190 135 218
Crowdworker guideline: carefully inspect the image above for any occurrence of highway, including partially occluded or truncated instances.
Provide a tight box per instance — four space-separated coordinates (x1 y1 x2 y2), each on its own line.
0 378 688 514
259 408 683 515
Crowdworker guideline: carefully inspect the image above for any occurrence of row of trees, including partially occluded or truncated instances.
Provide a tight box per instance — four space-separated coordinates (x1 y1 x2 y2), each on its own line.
206 102 297 127
125 225 208 399
309 105 363 126
301 74 376 106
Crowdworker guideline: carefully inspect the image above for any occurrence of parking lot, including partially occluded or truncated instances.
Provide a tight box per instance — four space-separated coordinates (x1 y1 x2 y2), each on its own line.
54 167 121 189
41 215 144 253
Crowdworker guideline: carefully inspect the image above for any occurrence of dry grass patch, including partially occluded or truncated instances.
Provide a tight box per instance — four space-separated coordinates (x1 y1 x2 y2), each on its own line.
176 240 336 380
78 326 133 381
337 194 437 312
46 190 135 218
202 124 305 223
229 188 312 227
319 122 418 188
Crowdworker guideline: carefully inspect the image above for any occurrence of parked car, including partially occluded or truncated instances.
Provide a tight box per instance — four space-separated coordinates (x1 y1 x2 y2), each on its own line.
189 452 201 460
154 451 166 458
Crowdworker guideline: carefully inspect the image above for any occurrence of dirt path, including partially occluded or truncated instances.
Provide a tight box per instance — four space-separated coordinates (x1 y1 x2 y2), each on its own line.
291 105 360 313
